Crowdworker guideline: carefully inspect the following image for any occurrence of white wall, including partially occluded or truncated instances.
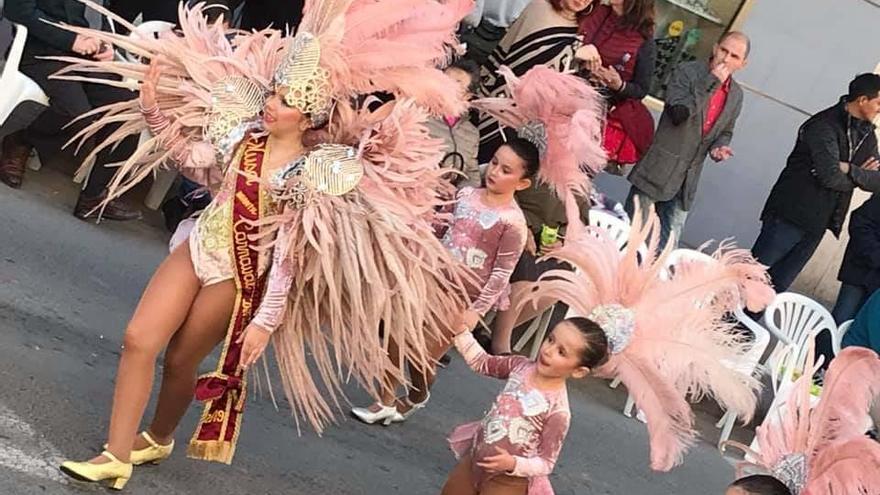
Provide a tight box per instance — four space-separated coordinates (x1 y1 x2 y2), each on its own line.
597 0 880 250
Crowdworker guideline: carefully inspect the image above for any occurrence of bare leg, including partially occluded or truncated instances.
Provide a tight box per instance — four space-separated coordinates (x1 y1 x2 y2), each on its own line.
490 282 555 355
356 333 402 414
139 279 235 446
366 314 455 414
376 336 402 407
405 337 451 406
100 243 201 463
399 317 457 412
371 324 450 413
440 455 479 495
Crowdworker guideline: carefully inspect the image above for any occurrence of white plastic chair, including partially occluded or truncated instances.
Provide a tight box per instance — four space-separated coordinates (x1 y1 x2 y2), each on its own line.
512 306 555 360
515 211 636 359
113 20 176 64
762 292 837 377
745 337 824 457
832 319 853 355
588 209 631 252
0 24 50 131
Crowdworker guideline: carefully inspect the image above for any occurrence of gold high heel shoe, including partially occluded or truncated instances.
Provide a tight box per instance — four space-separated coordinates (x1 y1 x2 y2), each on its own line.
130 431 174 466
59 450 133 490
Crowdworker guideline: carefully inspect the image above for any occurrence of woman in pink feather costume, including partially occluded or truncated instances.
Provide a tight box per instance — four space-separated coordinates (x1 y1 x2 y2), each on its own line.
49 0 481 489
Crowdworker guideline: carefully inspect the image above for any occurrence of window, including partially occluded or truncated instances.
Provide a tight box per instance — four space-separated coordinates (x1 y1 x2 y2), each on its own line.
650 0 748 99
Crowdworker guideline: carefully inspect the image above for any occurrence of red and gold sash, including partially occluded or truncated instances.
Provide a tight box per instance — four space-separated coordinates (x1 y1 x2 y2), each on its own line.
187 135 268 464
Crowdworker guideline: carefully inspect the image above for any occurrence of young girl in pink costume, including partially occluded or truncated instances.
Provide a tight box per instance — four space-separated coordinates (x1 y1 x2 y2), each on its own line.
441 137 540 334
352 137 539 424
441 317 610 495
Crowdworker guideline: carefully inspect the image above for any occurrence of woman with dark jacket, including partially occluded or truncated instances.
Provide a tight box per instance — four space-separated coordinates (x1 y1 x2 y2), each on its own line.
577 0 656 170
475 0 593 163
812 194 880 371
833 194 880 324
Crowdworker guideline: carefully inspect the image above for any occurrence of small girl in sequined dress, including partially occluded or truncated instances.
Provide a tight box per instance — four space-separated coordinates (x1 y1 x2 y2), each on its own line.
440 317 610 495
441 137 541 332
351 137 540 425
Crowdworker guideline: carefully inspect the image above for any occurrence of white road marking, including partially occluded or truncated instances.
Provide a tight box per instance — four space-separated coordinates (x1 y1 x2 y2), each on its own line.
0 404 67 484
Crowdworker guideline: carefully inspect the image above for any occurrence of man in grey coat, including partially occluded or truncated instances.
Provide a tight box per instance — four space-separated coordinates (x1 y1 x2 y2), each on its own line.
626 31 750 248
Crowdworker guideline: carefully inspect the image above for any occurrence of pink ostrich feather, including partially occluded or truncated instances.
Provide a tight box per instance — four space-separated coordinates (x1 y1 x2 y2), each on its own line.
303 0 474 117
44 1 285 200
806 347 880 457
603 354 697 470
256 99 478 431
473 65 607 199
518 205 769 470
328 98 458 219
805 438 880 494
735 346 880 494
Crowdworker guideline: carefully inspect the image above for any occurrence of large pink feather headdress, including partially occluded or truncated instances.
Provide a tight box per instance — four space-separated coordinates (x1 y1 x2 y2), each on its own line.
521 207 774 471
473 66 606 203
725 345 880 494
44 1 285 196
43 0 473 201
275 0 474 122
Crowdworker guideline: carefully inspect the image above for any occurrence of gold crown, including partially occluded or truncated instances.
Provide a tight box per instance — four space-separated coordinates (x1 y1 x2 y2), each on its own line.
274 32 332 127
205 76 266 144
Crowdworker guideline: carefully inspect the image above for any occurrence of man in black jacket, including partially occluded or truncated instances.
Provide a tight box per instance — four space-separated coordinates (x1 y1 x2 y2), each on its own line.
0 0 141 220
752 74 880 292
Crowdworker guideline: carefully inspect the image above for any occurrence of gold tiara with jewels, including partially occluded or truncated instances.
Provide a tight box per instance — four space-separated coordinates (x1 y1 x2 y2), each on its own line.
273 32 332 127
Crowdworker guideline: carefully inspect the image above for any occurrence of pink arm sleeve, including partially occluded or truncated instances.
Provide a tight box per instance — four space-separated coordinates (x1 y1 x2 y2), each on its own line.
250 228 294 333
468 220 527 315
453 332 529 379
140 103 220 185
510 411 570 478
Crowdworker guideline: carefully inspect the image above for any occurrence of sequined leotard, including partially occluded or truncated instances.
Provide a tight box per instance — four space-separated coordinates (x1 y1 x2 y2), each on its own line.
440 187 528 313
448 332 571 495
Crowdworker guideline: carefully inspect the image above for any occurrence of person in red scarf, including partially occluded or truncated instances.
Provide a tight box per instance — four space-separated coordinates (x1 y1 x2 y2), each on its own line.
576 0 656 169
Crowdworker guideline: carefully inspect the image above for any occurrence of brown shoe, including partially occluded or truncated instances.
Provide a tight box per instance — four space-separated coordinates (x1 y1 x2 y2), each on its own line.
0 132 33 188
74 191 143 221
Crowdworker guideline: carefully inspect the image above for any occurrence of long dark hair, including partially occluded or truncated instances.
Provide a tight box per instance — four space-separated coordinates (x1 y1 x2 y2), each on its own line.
619 0 655 39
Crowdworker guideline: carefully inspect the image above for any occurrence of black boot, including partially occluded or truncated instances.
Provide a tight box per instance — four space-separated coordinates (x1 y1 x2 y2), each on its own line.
74 190 142 221
0 132 32 188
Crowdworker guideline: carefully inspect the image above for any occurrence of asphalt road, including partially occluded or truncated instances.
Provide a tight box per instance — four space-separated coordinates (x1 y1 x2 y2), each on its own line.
0 168 743 494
